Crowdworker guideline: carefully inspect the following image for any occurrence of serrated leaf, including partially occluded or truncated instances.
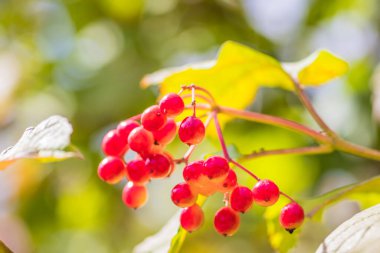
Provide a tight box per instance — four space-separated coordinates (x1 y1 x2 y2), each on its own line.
133 196 206 253
316 204 380 253
283 50 349 85
0 240 13 253
141 41 348 111
0 115 82 170
305 176 380 220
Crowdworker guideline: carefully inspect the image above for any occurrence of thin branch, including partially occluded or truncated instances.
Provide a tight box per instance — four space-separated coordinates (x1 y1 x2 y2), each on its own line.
213 111 260 181
293 79 336 137
240 145 333 161
218 106 331 144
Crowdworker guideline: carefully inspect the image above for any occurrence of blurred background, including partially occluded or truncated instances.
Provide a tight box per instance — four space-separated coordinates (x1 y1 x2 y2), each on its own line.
0 0 380 252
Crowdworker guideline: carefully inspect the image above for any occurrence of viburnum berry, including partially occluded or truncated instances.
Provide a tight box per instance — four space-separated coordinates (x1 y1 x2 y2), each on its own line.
183 160 204 187
128 126 154 156
214 206 240 236
252 179 280 207
117 120 140 141
98 156 126 184
182 160 219 196
159 93 185 117
203 156 229 182
145 153 172 178
180 204 204 232
171 182 197 208
217 169 237 193
102 129 128 156
126 159 151 185
152 119 177 145
122 182 148 209
141 105 167 131
178 116 205 145
230 186 254 213
279 202 305 233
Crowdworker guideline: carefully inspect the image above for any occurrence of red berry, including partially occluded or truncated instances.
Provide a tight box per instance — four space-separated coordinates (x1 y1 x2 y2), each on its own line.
279 202 305 233
159 93 185 117
178 116 205 145
126 159 151 185
214 206 240 236
128 126 154 155
252 179 280 207
145 153 171 178
117 120 140 141
152 119 177 145
122 182 148 209
171 182 197 208
102 129 128 156
141 105 167 131
230 186 254 213
180 204 204 232
203 156 229 182
217 170 237 193
164 152 176 177
98 156 126 184
183 160 204 187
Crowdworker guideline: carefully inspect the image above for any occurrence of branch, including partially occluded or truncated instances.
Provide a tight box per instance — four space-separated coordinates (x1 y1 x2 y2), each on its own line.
240 145 333 161
292 79 336 137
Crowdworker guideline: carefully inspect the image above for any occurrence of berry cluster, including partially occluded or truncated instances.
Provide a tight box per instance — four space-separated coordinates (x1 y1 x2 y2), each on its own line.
97 85 305 237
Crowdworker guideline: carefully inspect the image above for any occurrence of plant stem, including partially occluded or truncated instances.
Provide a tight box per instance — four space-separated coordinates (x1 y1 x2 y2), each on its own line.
218 106 330 143
292 79 336 137
194 104 380 162
240 145 333 161
213 111 260 181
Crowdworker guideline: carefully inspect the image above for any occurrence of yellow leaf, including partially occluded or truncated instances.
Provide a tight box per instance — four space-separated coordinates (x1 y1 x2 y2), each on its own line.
283 50 349 85
143 41 293 110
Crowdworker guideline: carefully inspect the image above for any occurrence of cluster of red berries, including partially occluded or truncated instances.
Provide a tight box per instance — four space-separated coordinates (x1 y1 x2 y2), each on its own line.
176 158 304 235
97 88 305 236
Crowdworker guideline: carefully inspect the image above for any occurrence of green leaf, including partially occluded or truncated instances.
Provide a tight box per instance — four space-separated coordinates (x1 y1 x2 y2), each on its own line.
316 204 380 253
141 41 348 110
0 115 82 170
0 241 13 253
133 196 207 253
305 176 380 220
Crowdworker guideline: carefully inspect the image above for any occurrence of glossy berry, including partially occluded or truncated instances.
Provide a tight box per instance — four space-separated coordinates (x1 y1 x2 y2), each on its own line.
178 116 205 145
182 160 218 196
126 159 150 185
164 152 176 176
230 186 254 213
159 93 185 117
152 119 177 145
122 182 148 209
98 156 126 184
117 120 140 141
214 206 240 236
145 153 172 178
279 202 305 233
102 129 128 156
217 169 237 193
171 182 197 208
141 105 167 131
128 126 154 156
183 160 204 187
180 204 204 232
252 179 280 207
203 156 229 182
